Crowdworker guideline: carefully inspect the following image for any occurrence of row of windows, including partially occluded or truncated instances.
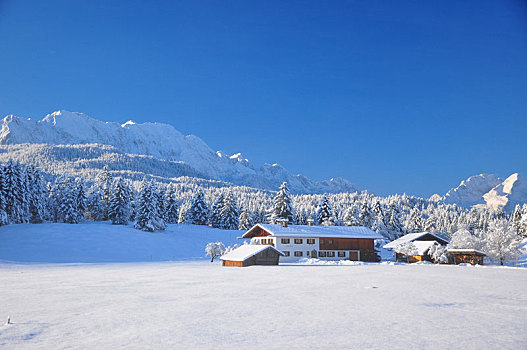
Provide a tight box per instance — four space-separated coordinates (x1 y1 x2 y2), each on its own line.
281 238 316 245
319 239 333 244
282 251 348 258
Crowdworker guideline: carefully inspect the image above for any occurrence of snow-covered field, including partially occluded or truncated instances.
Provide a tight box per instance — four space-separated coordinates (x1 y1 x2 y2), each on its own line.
1 262 526 349
0 223 240 263
1 223 526 349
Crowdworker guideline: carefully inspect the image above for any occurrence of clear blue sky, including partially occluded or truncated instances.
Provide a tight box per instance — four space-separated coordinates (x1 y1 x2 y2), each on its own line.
1 0 526 197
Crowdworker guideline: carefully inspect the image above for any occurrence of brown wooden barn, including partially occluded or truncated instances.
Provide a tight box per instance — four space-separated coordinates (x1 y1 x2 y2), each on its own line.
220 244 284 267
447 249 486 265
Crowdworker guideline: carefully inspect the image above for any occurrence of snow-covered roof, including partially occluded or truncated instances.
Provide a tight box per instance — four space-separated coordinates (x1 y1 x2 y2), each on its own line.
447 248 486 256
413 241 438 255
383 232 449 249
220 244 284 262
242 224 383 239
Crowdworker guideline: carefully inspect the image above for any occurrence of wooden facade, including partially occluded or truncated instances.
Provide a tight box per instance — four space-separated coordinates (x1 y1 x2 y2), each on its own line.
448 251 485 265
319 238 378 262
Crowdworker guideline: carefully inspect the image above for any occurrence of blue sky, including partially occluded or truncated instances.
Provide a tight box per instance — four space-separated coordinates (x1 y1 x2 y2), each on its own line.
1 0 526 196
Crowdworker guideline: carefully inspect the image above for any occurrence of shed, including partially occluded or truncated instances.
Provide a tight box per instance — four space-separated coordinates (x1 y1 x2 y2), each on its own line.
383 232 449 263
220 244 284 267
447 249 486 265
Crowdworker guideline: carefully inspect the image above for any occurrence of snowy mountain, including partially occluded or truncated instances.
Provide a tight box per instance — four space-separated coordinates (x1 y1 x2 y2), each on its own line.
442 174 503 207
482 173 527 213
0 110 357 194
439 173 526 212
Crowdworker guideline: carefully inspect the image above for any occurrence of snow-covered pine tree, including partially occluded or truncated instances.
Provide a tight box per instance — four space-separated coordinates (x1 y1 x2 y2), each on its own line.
94 165 113 220
406 208 423 233
358 202 373 228
512 204 524 237
26 165 47 223
74 182 87 222
220 191 239 230
209 193 225 228
134 179 166 232
343 207 359 226
187 189 209 225
0 166 9 225
269 182 294 224
164 184 179 224
59 179 79 224
317 195 334 225
3 160 24 224
108 178 131 225
238 208 253 230
86 191 104 221
423 216 436 233
387 203 404 239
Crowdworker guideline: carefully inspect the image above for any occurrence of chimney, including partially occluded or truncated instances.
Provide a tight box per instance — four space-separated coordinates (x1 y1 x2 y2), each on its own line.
307 219 314 226
281 219 288 228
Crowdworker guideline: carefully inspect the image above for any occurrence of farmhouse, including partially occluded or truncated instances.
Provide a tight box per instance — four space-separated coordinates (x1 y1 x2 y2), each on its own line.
220 244 284 267
383 232 449 263
447 249 486 265
241 222 383 262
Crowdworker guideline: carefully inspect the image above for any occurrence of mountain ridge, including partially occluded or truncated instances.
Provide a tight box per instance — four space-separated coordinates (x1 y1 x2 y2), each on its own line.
0 110 357 194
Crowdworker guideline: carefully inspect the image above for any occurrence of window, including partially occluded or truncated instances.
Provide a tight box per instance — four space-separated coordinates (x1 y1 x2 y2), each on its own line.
307 239 315 244
327 251 335 257
338 251 346 257
319 251 327 257
281 238 290 244
328 239 333 245
306 251 310 256
320 239 324 244
283 251 290 256
294 239 303 244
294 251 303 257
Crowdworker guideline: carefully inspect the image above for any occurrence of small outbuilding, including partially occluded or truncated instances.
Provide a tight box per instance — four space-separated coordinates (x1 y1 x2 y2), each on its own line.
447 249 486 265
383 232 449 263
220 244 284 267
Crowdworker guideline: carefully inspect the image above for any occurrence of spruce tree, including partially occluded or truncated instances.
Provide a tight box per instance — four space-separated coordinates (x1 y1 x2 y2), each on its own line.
134 180 166 232
75 182 87 222
95 165 113 220
220 191 239 230
269 182 294 224
26 165 47 224
358 202 373 228
164 184 179 224
108 178 131 225
238 208 253 230
86 191 104 221
209 193 225 228
188 189 209 225
317 195 334 225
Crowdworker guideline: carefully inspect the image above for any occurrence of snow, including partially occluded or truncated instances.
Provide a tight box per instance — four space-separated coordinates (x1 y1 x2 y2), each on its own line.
441 173 527 213
0 223 240 263
443 173 502 207
220 244 283 261
411 241 437 255
447 248 486 255
0 110 357 194
1 261 526 349
246 223 383 239
383 232 448 249
483 173 527 212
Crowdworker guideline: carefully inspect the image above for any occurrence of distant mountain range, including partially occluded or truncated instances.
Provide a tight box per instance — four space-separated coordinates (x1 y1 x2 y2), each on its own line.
1 110 524 212
0 110 356 194
432 173 527 213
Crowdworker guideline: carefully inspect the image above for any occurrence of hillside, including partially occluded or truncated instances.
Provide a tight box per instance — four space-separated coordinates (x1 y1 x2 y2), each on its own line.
0 110 356 194
0 223 240 263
